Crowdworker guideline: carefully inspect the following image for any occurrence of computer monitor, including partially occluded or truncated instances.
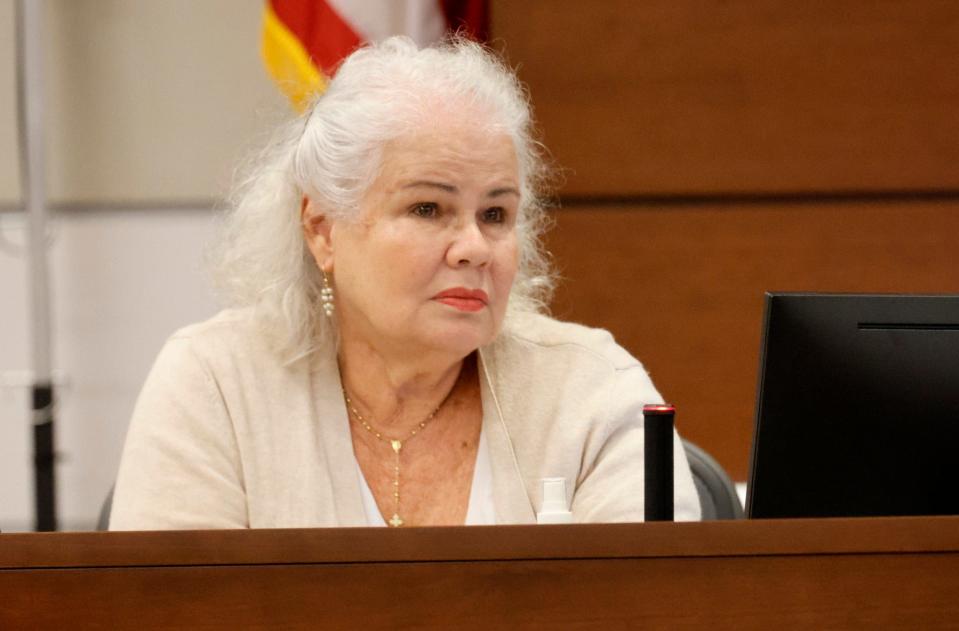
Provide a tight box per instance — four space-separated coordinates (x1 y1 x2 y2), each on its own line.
746 293 959 519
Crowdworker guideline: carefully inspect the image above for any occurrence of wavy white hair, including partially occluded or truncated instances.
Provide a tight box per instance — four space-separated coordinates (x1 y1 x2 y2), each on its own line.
213 36 555 362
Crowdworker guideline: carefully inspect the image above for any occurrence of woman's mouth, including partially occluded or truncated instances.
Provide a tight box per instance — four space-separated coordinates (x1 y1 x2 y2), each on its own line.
433 288 489 312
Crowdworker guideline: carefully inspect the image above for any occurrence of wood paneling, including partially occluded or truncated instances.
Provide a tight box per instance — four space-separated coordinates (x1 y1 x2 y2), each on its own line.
493 1 959 196
3 519 959 629
545 201 959 479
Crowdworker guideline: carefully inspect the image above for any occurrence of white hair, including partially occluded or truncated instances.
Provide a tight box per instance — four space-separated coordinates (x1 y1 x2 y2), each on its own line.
212 36 555 362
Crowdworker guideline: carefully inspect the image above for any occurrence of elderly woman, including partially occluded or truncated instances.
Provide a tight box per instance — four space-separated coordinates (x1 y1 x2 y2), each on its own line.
110 37 699 529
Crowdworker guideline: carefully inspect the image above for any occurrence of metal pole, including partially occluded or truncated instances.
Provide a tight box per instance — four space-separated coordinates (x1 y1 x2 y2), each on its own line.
16 0 57 531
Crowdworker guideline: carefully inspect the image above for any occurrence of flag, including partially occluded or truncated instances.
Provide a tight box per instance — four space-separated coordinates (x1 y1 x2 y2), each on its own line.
262 0 489 111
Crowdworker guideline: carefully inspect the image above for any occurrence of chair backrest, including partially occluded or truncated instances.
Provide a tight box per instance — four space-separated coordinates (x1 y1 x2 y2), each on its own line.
96 486 114 531
683 439 744 520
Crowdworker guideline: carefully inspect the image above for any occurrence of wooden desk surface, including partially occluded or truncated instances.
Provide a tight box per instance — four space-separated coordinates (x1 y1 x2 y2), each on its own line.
3 517 958 629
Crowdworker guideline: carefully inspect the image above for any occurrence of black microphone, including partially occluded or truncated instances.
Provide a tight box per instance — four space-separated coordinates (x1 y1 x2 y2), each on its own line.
643 404 675 521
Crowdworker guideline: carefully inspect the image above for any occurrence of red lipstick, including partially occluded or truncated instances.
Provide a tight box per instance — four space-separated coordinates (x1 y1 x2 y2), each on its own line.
433 287 489 312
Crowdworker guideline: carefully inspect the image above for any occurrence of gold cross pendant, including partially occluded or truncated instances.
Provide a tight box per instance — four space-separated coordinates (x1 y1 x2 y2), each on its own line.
389 513 404 527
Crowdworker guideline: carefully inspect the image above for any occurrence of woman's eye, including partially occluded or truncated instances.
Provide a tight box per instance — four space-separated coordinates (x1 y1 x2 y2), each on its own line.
482 207 505 223
410 202 438 218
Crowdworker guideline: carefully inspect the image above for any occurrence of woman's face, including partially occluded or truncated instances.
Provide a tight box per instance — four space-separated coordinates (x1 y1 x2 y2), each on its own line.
317 124 521 359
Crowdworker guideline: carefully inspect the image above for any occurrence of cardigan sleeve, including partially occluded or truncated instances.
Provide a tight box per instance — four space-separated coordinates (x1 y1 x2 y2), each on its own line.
109 335 249 530
570 364 702 523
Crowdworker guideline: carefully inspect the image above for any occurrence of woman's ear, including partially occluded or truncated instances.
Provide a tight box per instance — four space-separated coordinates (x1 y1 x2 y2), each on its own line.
301 197 335 272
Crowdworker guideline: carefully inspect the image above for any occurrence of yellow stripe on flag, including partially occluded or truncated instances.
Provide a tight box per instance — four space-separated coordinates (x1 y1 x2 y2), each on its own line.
261 3 327 111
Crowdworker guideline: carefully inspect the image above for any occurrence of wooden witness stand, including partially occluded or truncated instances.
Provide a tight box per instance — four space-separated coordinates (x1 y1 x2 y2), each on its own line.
2 517 959 629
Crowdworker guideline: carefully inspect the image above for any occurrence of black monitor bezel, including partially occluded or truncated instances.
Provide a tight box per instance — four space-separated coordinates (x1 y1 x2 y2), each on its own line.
746 291 959 519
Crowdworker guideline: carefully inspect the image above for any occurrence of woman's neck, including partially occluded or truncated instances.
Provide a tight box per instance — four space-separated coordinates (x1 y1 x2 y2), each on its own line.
337 337 469 432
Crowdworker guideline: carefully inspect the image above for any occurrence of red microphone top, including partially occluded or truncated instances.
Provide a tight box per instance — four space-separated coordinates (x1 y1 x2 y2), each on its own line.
643 404 675 415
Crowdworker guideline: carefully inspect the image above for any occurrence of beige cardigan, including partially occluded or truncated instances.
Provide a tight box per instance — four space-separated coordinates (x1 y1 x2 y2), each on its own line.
110 309 700 529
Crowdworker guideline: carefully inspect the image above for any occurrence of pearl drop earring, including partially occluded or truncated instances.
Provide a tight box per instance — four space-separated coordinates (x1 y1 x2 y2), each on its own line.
320 271 335 317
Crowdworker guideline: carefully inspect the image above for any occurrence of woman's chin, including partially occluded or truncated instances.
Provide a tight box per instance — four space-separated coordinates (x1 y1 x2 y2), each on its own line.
415 321 497 357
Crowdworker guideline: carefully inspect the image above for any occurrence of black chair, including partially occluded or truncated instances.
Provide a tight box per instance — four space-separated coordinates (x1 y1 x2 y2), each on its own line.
683 439 744 520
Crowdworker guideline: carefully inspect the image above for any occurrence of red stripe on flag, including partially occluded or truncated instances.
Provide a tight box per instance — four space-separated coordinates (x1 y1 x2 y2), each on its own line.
441 0 489 41
269 0 363 76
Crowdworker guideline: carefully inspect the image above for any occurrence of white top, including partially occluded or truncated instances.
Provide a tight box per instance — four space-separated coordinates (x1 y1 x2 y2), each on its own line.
358 426 496 526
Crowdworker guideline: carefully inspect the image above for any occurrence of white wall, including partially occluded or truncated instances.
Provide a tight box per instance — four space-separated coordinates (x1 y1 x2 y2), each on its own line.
0 0 285 206
0 0 289 531
0 208 219 531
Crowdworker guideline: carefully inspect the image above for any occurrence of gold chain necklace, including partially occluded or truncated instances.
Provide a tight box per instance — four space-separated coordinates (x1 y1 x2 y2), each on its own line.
343 389 449 527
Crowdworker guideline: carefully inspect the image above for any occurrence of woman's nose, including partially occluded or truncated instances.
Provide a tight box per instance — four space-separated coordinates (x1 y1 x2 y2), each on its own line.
446 219 491 267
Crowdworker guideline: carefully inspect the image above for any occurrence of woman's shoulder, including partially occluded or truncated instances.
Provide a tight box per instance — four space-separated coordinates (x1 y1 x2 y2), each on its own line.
498 312 640 372
170 308 256 341
159 307 290 371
